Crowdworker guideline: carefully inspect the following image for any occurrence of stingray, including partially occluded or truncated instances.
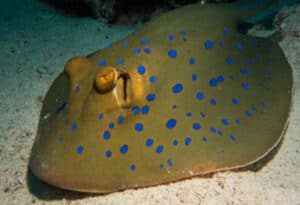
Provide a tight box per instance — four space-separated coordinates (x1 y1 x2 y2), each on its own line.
29 0 292 193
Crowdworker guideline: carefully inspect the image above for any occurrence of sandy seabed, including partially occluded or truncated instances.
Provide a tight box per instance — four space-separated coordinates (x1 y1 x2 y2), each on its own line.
0 0 299 204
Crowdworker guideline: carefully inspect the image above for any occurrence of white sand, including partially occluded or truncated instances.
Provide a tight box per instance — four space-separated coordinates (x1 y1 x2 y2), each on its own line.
0 1 299 204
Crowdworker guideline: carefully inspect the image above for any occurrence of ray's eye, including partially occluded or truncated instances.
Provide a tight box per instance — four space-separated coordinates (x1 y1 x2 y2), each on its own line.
94 66 116 93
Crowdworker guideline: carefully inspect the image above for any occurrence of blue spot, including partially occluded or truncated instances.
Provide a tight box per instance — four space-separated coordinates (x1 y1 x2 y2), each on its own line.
196 92 205 100
166 118 176 129
105 150 112 158
137 65 146 75
130 164 136 171
52 130 57 136
241 68 251 74
149 75 156 83
64 119 69 125
242 83 250 90
201 112 206 118
118 36 126 41
109 122 114 129
76 146 84 154
186 112 192 117
144 48 151 54
98 113 103 120
146 93 156 102
217 130 223 136
210 127 217 133
237 42 243 51
145 138 153 147
122 42 129 47
135 123 143 132
192 73 197 81
252 106 258 112
209 78 218 87
189 58 196 65
160 164 164 169
168 35 174 41
193 123 201 130
120 144 128 154
104 44 112 49
183 37 188 42
236 119 241 124
204 40 213 49
210 98 217 105
232 98 239 104
71 122 77 131
98 60 106 67
141 105 149 114
58 137 63 143
156 145 164 154
172 83 183 93
230 135 237 141
180 30 187 35
261 101 268 107
116 59 124 65
217 75 224 82
222 119 229 126
141 39 150 45
230 74 235 80
117 115 124 124
103 131 110 140
185 137 192 146
173 140 178 146
223 28 229 36
132 106 140 115
168 49 177 58
167 159 173 166
172 104 177 109
226 56 233 64
133 48 141 54
246 111 252 117
202 137 208 142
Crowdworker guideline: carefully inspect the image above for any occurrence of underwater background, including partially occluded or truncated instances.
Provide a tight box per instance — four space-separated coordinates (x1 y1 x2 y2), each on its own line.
0 0 299 204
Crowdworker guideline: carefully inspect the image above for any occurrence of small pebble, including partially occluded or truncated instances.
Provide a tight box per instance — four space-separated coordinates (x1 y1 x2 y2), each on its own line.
17 175 24 185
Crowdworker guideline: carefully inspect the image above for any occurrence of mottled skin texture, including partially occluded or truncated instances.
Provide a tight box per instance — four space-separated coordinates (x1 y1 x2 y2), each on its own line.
29 2 292 193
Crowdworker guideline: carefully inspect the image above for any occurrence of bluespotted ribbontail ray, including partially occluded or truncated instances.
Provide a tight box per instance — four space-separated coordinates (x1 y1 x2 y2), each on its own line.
29 0 292 193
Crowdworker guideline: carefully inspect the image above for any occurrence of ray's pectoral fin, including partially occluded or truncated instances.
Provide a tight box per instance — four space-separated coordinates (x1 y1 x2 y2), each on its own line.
94 65 132 108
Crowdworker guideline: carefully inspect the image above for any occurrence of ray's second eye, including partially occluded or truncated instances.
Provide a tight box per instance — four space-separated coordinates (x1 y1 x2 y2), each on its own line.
94 66 116 93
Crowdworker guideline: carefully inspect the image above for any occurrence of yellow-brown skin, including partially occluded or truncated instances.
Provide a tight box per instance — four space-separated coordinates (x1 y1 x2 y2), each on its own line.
29 2 292 193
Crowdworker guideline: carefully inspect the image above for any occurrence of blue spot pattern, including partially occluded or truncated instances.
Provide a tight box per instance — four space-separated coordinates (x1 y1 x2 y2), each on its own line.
172 83 183 93
120 145 128 154
145 138 154 147
98 60 106 67
46 27 277 174
166 119 176 129
135 123 144 132
156 145 164 154
205 40 213 49
196 92 204 100
132 106 140 115
137 65 146 75
146 93 156 102
168 49 177 58
141 105 150 114
185 137 192 146
76 146 84 154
